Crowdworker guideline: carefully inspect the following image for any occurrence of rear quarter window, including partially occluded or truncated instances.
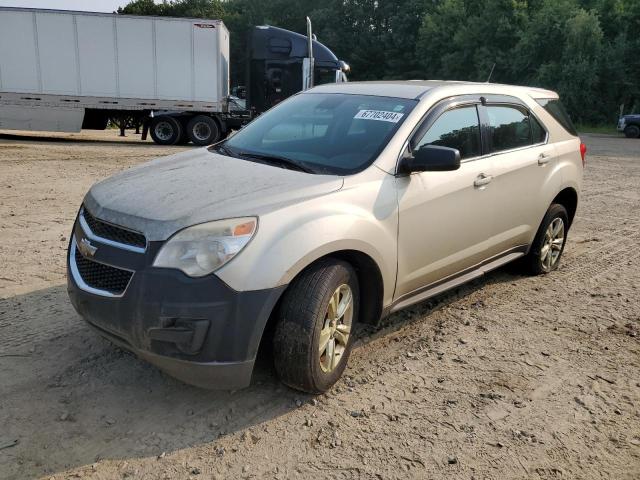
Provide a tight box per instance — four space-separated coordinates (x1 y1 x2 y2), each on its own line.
536 99 578 136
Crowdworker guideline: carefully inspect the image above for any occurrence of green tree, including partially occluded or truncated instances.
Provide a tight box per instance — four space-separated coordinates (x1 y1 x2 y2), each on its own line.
118 0 224 17
117 0 162 15
417 0 528 83
118 0 640 124
555 9 604 123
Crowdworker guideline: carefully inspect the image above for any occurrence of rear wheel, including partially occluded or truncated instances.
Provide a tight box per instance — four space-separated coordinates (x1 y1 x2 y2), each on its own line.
187 115 220 146
624 125 640 139
273 259 358 394
524 203 569 275
150 116 182 145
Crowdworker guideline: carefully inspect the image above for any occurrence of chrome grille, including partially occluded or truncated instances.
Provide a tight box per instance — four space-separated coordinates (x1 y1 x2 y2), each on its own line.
82 208 146 250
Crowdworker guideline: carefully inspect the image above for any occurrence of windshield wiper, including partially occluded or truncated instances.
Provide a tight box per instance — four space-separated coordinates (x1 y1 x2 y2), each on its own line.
212 144 315 174
211 143 237 157
238 151 315 174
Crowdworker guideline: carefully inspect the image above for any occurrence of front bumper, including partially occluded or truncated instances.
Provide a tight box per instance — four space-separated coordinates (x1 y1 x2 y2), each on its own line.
67 213 285 390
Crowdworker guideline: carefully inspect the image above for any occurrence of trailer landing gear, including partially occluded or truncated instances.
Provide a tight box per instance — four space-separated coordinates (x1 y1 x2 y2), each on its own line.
110 115 143 138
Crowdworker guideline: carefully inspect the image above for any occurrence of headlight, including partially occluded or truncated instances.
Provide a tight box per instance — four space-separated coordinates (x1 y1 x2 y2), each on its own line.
153 218 257 277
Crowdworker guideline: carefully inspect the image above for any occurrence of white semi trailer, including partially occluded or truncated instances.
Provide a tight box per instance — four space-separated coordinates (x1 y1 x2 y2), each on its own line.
0 7 348 145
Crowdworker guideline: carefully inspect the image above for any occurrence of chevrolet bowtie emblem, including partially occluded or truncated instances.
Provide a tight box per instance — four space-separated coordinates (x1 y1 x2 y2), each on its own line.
78 237 98 257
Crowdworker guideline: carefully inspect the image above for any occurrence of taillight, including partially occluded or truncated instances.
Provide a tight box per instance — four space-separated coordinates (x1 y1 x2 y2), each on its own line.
580 142 587 167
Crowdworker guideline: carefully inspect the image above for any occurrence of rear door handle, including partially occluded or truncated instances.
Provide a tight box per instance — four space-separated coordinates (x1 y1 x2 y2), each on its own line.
538 153 551 165
474 173 493 188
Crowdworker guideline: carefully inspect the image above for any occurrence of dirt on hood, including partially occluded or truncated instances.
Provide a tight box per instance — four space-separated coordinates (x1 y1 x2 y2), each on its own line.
86 147 343 241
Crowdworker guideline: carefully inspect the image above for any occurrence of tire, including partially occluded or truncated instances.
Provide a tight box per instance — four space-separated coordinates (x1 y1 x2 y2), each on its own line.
150 116 182 145
624 125 640 139
524 203 569 275
186 115 220 146
177 120 191 145
273 259 359 394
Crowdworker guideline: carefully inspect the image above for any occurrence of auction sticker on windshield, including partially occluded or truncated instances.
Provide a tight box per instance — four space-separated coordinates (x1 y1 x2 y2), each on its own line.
354 110 404 123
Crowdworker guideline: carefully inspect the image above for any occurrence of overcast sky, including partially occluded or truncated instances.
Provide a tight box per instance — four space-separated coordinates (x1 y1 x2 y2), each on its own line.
0 0 140 12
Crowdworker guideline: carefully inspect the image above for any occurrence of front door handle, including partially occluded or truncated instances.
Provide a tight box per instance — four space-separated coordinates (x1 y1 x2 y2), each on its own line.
538 153 551 165
474 173 493 188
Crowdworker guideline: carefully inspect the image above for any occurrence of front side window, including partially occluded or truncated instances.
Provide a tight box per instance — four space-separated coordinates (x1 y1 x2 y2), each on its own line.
414 106 481 160
219 93 417 175
487 105 532 152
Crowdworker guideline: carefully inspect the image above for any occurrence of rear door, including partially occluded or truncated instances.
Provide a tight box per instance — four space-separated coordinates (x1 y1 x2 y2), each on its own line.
481 103 560 254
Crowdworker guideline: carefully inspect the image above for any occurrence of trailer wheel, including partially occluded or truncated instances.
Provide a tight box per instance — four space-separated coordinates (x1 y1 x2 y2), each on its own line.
177 119 191 145
186 115 220 146
150 116 182 145
177 131 191 145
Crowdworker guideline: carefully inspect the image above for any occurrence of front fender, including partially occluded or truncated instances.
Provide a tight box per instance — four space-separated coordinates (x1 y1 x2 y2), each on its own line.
215 174 399 305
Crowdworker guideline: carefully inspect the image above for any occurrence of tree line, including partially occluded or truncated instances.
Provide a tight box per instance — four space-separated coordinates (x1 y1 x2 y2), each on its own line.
120 0 640 126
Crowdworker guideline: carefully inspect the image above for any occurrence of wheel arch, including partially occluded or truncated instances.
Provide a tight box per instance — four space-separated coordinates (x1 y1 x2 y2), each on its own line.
281 248 385 325
324 249 384 326
552 187 578 227
255 249 385 362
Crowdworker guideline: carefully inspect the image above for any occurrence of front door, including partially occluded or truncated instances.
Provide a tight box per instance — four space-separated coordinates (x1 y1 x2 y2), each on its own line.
395 104 497 299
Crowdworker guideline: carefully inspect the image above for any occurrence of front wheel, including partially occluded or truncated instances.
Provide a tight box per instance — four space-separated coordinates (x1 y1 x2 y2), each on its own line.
273 259 359 394
524 203 569 275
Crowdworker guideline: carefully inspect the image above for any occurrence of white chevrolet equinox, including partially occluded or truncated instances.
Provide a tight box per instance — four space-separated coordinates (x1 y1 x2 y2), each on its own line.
67 81 585 393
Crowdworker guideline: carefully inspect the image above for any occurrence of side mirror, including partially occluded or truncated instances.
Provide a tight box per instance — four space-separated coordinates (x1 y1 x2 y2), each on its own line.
399 145 461 174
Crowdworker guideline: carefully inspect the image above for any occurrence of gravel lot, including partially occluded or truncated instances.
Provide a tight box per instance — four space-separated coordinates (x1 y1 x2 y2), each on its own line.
0 130 639 480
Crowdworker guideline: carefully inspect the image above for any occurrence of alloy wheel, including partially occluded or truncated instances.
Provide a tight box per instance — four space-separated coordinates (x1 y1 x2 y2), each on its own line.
540 217 564 271
318 284 353 373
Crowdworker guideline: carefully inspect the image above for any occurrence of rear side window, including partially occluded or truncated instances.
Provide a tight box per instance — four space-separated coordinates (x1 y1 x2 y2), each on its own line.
487 105 531 152
415 106 481 160
486 106 548 152
536 99 578 136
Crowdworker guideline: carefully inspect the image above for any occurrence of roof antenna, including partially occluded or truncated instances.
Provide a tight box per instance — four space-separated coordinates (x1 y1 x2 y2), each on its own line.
485 63 496 83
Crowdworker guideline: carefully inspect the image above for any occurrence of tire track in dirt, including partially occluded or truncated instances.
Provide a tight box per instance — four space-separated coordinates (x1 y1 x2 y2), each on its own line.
0 289 76 354
563 230 640 280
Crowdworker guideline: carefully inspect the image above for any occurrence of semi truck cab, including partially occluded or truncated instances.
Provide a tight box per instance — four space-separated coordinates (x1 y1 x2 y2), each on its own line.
246 25 349 116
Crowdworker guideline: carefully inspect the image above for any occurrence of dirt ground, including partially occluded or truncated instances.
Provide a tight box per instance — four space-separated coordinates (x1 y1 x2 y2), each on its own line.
0 129 639 480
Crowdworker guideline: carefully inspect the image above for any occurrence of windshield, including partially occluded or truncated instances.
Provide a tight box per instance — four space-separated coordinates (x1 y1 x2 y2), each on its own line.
217 93 417 175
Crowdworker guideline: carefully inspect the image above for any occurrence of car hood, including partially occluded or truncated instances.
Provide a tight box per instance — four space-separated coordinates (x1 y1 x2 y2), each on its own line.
83 148 343 241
